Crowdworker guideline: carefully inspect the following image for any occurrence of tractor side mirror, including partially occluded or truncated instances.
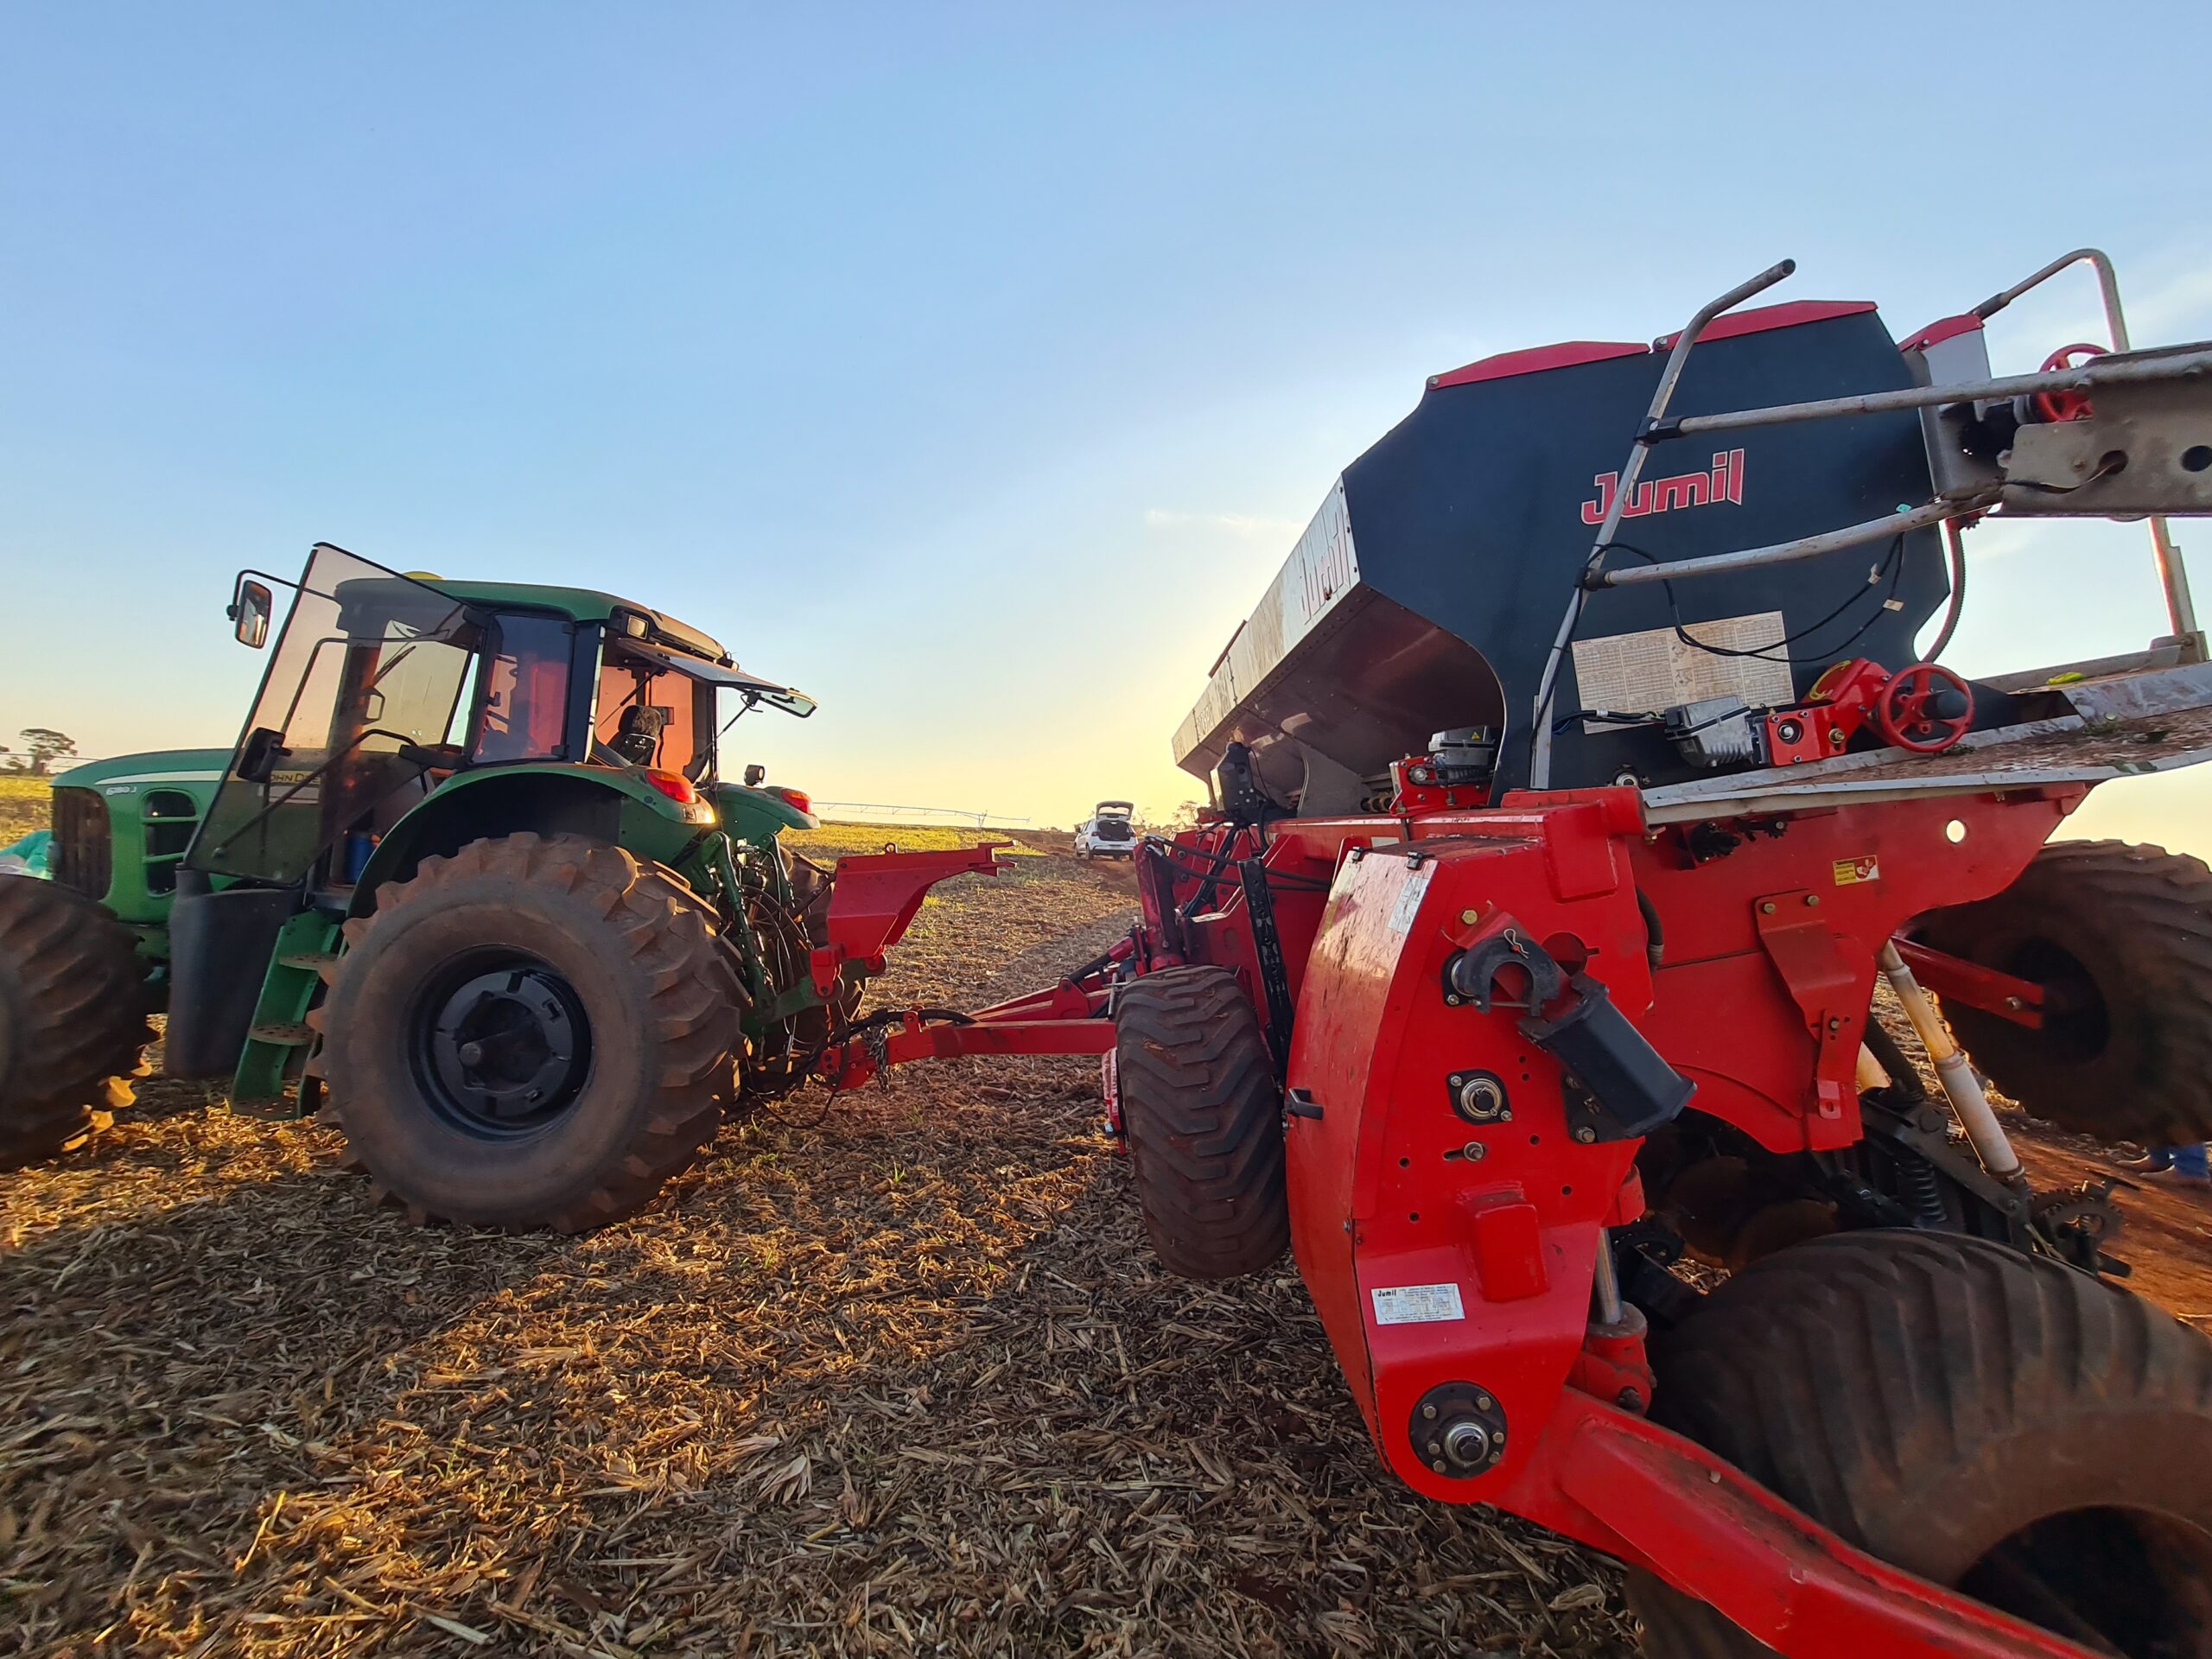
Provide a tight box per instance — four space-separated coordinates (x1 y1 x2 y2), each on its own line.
236 725 292 784
743 764 766 787
230 579 273 649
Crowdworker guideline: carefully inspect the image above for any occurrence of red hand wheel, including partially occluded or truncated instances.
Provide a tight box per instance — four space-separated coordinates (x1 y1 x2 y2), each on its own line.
2035 342 2107 423
1875 662 1974 753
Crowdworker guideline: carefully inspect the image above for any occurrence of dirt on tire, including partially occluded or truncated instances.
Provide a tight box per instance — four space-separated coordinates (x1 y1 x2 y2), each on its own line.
315 832 741 1230
0 872 151 1167
1627 1228 2212 1656
1916 839 2212 1145
1114 963 1290 1279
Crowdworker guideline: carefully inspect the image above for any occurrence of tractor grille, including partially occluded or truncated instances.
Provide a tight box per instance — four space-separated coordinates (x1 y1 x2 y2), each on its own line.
50 786 112 901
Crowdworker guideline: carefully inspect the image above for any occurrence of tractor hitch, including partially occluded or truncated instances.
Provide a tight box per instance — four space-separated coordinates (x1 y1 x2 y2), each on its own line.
807 841 1013 995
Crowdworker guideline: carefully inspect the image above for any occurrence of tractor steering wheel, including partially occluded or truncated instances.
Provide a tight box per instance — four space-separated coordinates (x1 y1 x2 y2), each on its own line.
2035 342 2107 424
1875 663 1974 754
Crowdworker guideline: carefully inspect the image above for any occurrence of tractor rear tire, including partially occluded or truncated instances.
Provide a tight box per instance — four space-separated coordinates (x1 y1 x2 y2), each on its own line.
1625 1230 2212 1657
1915 839 2212 1145
315 833 742 1231
0 874 150 1167
1113 964 1288 1279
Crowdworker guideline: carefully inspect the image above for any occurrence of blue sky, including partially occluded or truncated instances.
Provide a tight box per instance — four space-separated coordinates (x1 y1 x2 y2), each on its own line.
3 3 2209 848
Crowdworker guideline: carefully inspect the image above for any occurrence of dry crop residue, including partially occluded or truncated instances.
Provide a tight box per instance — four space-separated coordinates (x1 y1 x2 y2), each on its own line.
1 832 1632 1657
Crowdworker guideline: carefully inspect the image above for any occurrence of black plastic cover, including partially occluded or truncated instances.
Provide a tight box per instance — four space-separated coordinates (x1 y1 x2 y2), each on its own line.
163 881 301 1078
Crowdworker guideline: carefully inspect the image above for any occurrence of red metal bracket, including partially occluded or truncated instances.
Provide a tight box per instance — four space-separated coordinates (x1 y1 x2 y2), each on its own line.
1890 937 2048 1029
819 998 1116 1090
1535 1400 2098 1659
810 842 1010 995
1754 890 1866 1122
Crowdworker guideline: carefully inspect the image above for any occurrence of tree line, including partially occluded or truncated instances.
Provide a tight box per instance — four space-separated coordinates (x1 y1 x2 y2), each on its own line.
2 729 77 777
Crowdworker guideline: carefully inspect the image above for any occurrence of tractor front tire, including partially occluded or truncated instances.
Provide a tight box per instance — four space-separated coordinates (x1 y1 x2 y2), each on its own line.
315 833 741 1231
1627 1230 2212 1656
1915 839 2212 1144
0 874 150 1167
1113 964 1288 1279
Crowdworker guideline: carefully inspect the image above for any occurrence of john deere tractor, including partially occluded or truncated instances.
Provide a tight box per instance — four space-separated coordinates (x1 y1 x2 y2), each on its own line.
0 542 848 1229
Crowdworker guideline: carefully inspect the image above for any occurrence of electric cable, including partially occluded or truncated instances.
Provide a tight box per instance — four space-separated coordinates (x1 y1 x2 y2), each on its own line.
1602 534 1906 664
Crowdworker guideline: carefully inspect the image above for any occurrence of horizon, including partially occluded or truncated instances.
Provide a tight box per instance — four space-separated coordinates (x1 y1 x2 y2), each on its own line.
3 4 2209 853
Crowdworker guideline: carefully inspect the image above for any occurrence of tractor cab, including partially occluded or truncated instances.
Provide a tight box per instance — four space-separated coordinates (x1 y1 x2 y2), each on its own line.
191 542 815 894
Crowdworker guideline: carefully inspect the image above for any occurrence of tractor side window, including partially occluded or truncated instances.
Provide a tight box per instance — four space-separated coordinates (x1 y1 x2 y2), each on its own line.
594 656 701 772
476 615 575 763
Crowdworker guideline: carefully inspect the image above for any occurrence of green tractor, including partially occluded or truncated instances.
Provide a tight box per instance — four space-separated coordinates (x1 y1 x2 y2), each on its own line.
0 542 851 1229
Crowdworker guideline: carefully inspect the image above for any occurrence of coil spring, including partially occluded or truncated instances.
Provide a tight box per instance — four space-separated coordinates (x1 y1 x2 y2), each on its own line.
1897 1154 1949 1228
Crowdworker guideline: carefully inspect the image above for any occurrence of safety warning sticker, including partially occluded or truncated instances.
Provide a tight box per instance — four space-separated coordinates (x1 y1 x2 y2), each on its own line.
1370 1282 1466 1325
1834 855 1880 885
1570 613 1795 723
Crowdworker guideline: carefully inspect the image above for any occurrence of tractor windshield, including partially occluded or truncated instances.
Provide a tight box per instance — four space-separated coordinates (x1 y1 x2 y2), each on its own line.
191 544 479 883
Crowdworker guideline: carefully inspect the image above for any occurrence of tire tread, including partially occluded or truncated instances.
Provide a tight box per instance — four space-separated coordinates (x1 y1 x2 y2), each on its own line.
0 874 150 1167
322 833 738 1231
1113 965 1288 1279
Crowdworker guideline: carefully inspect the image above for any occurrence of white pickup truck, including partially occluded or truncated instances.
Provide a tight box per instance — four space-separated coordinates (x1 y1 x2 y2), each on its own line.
1072 801 1138 860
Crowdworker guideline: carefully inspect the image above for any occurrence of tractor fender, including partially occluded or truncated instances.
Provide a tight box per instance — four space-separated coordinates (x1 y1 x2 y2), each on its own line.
715 781 818 843
349 764 715 916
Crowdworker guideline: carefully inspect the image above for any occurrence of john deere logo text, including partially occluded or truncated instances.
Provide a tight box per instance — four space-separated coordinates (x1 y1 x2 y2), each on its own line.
1581 449 1745 525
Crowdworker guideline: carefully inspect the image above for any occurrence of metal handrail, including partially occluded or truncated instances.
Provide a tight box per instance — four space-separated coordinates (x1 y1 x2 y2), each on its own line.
1528 252 2205 791
1527 258 1796 788
1649 342 2212 441
1969 247 2196 652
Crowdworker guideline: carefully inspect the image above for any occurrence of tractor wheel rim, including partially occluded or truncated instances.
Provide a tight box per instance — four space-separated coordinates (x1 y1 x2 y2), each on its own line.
409 952 594 1137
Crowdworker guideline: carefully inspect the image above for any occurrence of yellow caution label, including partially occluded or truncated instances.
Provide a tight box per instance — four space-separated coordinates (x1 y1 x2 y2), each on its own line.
1833 855 1879 885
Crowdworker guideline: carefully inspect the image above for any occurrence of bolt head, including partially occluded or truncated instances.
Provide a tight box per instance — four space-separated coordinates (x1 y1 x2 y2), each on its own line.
1422 1403 1437 1420
1574 1127 1597 1144
1474 1392 1492 1411
1464 1141 1486 1161
1459 908 1480 925
1442 1420 1492 1467
1805 893 1821 906
1760 900 1777 914
1431 1459 1446 1474
1444 993 1463 1007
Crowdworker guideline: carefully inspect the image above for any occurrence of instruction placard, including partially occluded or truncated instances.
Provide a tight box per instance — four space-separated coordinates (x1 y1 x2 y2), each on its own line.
1571 613 1795 723
1370 1282 1466 1325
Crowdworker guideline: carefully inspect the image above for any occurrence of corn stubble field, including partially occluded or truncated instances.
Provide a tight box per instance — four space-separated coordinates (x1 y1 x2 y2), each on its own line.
0 779 48 849
1 814 1635 1658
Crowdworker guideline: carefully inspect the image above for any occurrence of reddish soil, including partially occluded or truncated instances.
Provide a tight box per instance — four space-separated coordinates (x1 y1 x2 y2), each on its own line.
2011 1119 2212 1328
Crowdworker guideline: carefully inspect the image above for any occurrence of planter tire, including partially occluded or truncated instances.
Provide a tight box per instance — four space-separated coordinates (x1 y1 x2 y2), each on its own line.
1113 964 1288 1279
1914 840 2212 1145
1628 1230 2212 1656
